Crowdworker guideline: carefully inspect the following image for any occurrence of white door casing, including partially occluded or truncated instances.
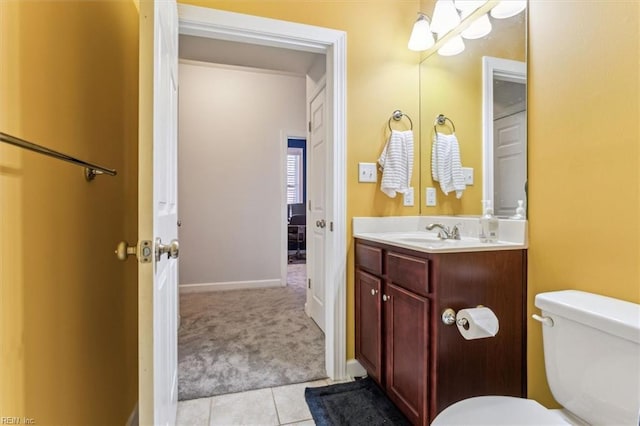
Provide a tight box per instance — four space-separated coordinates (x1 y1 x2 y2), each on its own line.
493 111 526 216
307 85 327 331
177 4 347 380
139 1 179 424
482 56 526 212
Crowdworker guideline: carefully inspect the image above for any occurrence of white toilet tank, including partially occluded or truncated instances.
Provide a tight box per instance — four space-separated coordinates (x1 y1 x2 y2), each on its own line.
535 290 640 425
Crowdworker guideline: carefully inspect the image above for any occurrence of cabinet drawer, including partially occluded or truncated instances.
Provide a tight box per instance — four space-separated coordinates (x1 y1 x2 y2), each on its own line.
355 242 383 275
387 252 429 296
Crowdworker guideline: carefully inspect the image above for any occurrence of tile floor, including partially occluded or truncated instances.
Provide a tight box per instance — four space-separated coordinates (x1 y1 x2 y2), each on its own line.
176 378 350 426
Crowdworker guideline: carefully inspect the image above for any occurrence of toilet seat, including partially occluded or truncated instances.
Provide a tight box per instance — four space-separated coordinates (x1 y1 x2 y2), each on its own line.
431 396 572 425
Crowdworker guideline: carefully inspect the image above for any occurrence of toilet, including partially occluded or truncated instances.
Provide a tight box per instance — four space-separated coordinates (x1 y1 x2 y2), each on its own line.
432 290 640 425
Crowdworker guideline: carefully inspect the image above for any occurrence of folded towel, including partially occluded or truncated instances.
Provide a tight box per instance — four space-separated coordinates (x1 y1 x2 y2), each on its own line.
378 130 414 198
431 133 465 198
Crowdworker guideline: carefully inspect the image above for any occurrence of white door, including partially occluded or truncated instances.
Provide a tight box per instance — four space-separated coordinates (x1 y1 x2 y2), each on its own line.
306 86 326 332
493 110 526 217
138 1 179 424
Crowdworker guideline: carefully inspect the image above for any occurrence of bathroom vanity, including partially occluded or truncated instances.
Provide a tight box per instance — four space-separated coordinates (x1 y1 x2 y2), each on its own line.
353 217 528 426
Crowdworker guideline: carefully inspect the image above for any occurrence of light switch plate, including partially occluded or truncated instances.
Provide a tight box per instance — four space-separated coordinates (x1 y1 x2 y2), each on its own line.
358 162 377 183
403 187 414 206
426 187 437 206
462 167 474 185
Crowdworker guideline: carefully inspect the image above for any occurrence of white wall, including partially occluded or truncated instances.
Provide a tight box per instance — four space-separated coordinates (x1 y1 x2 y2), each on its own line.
178 61 306 289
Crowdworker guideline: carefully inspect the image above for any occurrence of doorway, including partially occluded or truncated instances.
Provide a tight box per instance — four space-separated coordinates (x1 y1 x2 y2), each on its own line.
492 80 526 217
177 4 347 380
287 137 307 264
482 56 527 217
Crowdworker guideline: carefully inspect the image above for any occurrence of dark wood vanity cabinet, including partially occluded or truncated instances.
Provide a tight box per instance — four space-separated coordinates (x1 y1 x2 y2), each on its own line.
384 282 429 425
355 239 527 426
355 269 383 382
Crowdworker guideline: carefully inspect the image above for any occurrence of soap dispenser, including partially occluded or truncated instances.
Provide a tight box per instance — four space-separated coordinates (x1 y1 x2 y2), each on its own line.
510 200 526 220
479 200 499 243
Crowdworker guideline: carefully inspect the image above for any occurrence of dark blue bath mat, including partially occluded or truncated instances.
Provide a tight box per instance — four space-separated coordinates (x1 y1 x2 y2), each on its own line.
304 377 411 426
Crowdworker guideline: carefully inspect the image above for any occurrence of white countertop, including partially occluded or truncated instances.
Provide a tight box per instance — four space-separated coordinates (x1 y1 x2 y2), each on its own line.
353 216 527 254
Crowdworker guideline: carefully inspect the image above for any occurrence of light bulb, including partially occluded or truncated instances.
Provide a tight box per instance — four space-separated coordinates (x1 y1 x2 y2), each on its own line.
490 0 526 19
438 34 465 56
454 0 487 12
431 0 461 35
408 14 435 51
461 13 492 39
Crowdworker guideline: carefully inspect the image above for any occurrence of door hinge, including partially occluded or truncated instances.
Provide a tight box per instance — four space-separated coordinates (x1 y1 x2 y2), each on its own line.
308 278 311 289
308 200 311 211
308 121 312 132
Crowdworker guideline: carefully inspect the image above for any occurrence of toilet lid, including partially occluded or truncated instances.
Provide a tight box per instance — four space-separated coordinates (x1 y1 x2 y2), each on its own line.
431 396 571 425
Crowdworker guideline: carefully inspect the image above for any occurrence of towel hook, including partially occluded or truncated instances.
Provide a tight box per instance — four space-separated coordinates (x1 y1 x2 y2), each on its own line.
433 114 456 136
388 109 413 131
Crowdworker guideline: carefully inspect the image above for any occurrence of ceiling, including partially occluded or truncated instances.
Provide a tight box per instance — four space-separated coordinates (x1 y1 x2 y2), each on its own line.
179 35 323 75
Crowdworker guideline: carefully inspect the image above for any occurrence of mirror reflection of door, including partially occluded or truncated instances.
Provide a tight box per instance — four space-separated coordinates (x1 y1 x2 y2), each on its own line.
482 56 527 218
493 78 527 217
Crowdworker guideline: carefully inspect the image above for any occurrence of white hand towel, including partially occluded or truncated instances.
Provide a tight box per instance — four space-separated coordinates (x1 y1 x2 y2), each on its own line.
378 130 414 198
431 133 465 199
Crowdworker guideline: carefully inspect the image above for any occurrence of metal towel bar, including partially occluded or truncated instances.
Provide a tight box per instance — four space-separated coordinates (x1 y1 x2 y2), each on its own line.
433 114 456 136
388 109 413 131
0 132 117 181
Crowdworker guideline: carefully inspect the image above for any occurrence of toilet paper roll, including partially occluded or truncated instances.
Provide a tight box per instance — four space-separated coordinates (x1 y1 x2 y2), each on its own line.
456 307 499 340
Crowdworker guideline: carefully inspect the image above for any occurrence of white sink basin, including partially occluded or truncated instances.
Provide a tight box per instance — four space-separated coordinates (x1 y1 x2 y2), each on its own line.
352 216 528 253
397 236 457 244
353 231 524 253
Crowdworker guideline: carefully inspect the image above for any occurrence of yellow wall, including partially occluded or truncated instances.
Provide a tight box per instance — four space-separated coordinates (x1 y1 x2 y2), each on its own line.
179 0 422 359
527 1 640 406
0 1 139 424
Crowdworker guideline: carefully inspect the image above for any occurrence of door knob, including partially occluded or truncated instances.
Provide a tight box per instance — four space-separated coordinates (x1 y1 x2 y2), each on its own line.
115 241 137 261
155 238 179 261
316 219 326 228
115 240 152 263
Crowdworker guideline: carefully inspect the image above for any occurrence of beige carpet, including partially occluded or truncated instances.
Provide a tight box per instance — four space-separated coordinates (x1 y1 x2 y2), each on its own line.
178 264 326 400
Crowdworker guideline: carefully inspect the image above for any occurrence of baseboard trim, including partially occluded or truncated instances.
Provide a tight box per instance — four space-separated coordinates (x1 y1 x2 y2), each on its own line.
346 358 367 378
126 402 138 426
180 278 283 293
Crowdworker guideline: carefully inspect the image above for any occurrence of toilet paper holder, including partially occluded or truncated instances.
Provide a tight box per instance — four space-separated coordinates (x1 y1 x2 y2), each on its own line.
441 306 484 329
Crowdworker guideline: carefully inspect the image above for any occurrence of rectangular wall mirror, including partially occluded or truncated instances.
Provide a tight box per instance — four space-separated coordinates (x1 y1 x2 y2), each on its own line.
419 3 527 217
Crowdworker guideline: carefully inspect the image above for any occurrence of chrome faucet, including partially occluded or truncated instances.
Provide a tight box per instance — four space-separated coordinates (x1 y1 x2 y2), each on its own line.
426 223 461 240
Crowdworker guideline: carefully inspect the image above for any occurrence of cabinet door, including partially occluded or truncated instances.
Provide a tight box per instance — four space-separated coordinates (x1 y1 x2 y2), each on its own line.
355 269 383 383
384 283 429 426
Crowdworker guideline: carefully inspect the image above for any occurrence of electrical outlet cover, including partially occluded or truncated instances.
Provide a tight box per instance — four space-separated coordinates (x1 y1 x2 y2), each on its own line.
403 187 414 206
426 187 437 206
462 167 474 185
358 162 377 183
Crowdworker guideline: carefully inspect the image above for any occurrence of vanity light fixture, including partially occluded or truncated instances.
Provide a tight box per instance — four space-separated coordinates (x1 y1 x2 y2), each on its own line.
460 11 492 39
407 0 526 55
430 0 461 35
438 34 465 56
454 0 487 13
490 0 526 19
408 13 435 51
